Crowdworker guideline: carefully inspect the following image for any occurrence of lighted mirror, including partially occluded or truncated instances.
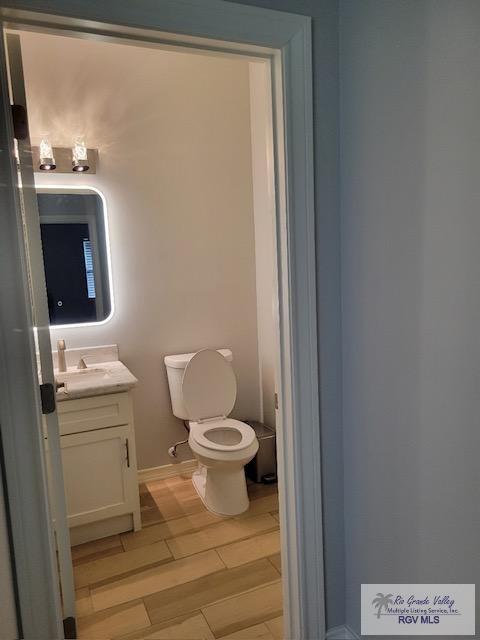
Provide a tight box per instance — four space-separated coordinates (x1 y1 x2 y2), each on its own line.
37 188 113 326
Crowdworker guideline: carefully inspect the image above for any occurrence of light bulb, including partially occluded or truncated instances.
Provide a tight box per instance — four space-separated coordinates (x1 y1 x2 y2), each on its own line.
39 138 56 171
72 138 90 172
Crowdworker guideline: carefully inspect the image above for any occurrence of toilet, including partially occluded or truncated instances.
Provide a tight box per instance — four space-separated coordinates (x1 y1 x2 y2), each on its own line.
164 348 258 516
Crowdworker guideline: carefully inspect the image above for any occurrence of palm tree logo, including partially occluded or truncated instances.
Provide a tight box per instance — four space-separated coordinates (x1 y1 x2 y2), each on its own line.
372 593 394 618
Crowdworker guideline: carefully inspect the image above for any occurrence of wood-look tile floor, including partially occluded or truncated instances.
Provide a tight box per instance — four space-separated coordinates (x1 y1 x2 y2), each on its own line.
74 475 283 639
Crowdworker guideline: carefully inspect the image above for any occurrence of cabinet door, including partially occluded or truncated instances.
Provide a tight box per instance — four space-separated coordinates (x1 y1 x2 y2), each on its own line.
60 425 136 528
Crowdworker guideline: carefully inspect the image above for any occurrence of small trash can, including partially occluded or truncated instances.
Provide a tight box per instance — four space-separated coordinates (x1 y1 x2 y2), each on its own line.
245 420 277 484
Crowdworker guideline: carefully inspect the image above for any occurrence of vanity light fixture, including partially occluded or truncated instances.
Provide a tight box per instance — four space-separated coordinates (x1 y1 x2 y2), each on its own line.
72 138 90 172
39 138 56 171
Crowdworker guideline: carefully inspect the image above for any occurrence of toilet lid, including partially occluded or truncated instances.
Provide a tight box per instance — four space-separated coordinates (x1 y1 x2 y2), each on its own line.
182 349 237 421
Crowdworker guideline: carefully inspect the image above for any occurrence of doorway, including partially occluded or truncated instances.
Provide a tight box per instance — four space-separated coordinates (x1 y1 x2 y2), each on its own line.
0 3 323 639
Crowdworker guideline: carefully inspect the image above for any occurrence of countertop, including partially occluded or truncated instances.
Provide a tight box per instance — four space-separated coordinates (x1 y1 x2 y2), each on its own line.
55 360 138 401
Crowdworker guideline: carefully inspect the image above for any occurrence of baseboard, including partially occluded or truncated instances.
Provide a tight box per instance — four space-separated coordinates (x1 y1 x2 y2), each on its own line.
138 459 197 483
326 625 360 640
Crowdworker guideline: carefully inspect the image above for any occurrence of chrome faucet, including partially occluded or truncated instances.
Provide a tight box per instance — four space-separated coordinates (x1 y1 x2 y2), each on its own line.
57 339 67 372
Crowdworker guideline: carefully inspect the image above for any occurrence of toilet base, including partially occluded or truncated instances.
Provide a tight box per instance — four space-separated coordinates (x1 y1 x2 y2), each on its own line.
192 463 250 517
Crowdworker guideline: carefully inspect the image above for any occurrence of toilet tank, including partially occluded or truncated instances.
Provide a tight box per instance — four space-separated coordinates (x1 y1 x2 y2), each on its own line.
164 349 233 420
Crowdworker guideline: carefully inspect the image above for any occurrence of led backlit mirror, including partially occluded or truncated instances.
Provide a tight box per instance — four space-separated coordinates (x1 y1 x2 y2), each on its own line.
37 188 113 326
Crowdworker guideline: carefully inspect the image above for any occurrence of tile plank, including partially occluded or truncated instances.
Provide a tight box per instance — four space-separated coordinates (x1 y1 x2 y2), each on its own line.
74 476 281 639
216 530 280 568
219 623 275 640
122 511 222 552
246 483 278 500
74 541 172 589
130 496 278 551
145 558 278 625
91 549 224 611
141 477 278 527
142 488 205 526
75 587 93 618
147 476 195 493
166 514 277 559
265 616 283 640
72 534 123 565
118 612 214 640
236 495 278 519
77 601 150 639
268 553 281 574
202 581 283 638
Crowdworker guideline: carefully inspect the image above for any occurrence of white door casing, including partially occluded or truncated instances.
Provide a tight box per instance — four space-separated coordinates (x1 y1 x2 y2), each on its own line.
0 2 324 639
0 29 64 638
4 34 76 628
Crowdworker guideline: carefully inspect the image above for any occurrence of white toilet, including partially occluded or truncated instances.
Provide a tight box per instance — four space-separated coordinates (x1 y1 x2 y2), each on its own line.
164 348 258 516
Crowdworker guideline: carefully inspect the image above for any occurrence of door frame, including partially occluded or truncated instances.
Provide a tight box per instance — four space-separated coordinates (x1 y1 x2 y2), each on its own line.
0 1 325 638
0 30 65 639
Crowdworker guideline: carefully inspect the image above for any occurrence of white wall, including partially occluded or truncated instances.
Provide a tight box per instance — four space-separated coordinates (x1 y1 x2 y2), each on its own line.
21 31 263 469
340 0 480 634
249 61 277 429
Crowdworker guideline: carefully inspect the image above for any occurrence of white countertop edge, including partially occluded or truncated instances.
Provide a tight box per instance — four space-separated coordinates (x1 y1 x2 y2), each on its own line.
55 359 138 402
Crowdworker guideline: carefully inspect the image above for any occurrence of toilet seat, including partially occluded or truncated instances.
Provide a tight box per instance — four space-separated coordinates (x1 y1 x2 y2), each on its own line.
190 418 256 452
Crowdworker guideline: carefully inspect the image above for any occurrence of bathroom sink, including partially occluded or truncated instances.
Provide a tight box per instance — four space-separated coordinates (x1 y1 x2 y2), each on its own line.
56 367 112 386
55 366 113 397
54 360 138 401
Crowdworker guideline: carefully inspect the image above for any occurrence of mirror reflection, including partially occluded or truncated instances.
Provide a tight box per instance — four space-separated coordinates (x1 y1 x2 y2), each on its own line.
37 189 112 325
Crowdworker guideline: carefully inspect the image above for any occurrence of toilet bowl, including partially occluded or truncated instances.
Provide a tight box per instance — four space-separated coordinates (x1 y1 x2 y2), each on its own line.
164 349 258 516
189 418 258 516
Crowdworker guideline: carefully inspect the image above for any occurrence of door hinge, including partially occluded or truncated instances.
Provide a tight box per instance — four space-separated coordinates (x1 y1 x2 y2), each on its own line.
11 104 29 140
39 383 56 415
274 393 279 410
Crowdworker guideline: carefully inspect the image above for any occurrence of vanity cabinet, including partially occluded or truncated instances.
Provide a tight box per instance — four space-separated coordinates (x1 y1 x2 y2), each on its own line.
56 391 141 545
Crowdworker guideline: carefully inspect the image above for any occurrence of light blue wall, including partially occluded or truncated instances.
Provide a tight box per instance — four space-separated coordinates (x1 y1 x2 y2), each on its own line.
340 0 480 635
227 0 344 628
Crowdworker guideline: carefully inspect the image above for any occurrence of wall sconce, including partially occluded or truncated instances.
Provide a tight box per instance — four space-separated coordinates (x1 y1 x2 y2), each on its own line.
39 138 56 171
32 143 97 174
72 138 90 172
